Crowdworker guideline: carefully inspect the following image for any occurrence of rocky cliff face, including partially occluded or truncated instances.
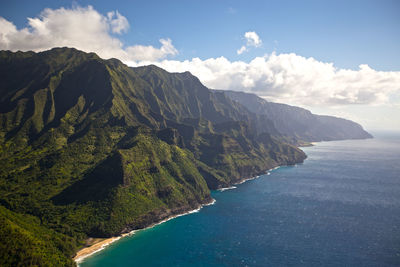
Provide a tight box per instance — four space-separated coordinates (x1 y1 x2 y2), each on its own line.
0 48 305 266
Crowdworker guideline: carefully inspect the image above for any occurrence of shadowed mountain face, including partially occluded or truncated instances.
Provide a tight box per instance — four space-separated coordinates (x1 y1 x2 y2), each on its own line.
0 48 306 266
220 90 372 143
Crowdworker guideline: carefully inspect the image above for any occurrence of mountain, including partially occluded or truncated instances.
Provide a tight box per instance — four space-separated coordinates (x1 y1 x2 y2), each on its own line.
220 90 372 144
0 48 306 266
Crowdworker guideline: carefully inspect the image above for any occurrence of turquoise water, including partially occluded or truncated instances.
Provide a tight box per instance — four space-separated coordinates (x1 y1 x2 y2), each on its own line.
80 134 400 266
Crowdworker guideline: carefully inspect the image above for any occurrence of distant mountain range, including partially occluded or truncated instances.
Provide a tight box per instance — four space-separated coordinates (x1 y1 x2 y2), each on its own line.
0 47 370 266
219 90 372 144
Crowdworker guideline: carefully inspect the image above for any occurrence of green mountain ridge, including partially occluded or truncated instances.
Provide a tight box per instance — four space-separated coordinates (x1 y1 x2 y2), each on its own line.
0 48 306 266
219 90 372 144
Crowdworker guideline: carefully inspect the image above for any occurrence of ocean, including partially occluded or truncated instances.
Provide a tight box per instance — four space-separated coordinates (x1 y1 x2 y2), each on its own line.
80 133 400 267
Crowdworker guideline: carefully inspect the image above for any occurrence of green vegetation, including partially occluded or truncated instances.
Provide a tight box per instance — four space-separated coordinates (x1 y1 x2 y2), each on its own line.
0 47 306 266
222 90 372 143
0 206 75 266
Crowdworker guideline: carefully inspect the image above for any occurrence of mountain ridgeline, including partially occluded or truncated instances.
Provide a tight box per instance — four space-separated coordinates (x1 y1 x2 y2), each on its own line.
0 48 308 266
220 90 372 144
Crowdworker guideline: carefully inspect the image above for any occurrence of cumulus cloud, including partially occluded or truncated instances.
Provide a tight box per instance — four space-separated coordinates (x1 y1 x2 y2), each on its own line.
244 31 262 47
1 6 399 108
236 31 262 55
137 53 400 107
107 11 129 34
0 6 177 61
125 38 177 61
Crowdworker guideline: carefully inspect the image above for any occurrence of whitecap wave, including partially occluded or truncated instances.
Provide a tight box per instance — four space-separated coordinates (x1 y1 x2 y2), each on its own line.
218 186 237 192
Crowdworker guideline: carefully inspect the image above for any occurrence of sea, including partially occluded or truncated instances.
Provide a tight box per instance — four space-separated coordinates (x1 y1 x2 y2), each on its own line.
80 132 400 267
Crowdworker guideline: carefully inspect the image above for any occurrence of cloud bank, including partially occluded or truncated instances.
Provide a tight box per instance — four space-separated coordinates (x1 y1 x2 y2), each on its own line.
144 53 400 106
0 6 177 61
1 6 399 108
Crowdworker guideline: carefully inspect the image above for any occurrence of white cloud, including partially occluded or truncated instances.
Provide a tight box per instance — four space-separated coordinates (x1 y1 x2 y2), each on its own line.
137 52 400 107
236 45 247 55
125 38 178 61
0 6 177 61
244 31 262 47
236 31 262 55
1 6 399 110
0 17 17 47
107 11 129 34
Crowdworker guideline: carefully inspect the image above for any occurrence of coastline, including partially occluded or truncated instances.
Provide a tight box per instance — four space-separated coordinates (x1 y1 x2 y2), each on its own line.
74 198 216 264
233 165 281 185
74 165 283 264
74 236 124 263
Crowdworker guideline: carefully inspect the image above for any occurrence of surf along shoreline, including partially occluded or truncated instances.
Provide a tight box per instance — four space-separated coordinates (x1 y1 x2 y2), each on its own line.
74 198 216 264
73 165 284 264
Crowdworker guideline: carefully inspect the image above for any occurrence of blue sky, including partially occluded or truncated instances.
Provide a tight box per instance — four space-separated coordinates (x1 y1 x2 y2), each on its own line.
1 0 400 130
2 0 399 70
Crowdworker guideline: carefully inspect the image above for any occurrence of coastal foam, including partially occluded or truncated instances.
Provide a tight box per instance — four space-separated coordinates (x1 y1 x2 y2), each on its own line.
75 198 216 265
218 186 237 192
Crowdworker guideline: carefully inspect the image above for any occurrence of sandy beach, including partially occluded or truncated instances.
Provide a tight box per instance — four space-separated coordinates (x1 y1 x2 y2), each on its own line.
73 198 216 264
74 236 125 263
73 167 282 264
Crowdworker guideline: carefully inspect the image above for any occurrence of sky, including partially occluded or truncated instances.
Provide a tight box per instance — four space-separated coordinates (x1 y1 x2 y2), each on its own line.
1 0 399 131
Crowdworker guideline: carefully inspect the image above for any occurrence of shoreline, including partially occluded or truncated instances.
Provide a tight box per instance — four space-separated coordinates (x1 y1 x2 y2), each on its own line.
233 165 281 185
74 165 283 264
74 236 124 264
74 198 216 264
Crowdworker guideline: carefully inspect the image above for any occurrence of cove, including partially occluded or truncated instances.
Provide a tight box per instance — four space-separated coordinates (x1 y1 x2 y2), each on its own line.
80 134 400 267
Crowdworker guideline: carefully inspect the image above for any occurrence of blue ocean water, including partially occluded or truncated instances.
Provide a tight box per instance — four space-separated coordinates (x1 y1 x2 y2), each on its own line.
80 134 400 267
